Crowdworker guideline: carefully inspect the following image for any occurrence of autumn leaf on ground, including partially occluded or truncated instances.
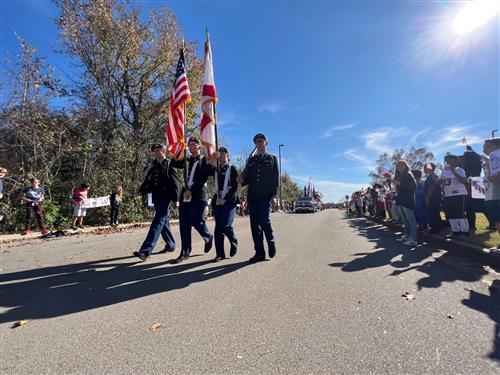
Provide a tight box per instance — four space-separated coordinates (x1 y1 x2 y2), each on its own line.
149 323 162 331
401 292 415 300
11 320 31 328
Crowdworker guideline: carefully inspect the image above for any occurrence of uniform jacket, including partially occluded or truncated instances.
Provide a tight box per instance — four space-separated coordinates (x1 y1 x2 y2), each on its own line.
210 164 239 206
139 157 184 204
181 155 215 202
240 152 279 200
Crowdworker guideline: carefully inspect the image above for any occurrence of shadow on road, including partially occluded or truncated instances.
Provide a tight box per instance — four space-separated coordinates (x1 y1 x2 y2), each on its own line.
0 255 249 325
330 214 499 363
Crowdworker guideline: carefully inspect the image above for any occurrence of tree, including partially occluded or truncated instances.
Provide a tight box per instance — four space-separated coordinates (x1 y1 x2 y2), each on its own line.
369 147 435 184
55 0 203 190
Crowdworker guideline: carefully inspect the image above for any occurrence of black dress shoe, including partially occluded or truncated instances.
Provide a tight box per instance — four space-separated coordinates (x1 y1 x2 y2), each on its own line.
230 243 238 257
133 251 148 261
249 256 266 263
204 235 214 253
268 244 276 258
158 247 176 254
212 256 225 263
174 255 186 264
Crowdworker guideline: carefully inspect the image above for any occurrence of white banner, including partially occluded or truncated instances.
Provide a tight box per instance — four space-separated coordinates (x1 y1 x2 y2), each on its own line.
470 177 487 200
81 196 110 208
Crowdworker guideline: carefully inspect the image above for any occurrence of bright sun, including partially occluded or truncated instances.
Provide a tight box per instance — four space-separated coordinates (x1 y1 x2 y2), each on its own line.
452 0 499 34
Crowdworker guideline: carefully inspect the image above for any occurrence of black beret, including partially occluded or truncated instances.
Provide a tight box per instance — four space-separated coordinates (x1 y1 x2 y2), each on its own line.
253 133 267 143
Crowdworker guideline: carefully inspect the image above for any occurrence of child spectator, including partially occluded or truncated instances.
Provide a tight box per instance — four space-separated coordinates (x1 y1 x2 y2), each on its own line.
21 177 49 235
440 155 469 236
71 183 90 229
482 138 500 252
110 185 123 227
412 169 428 231
391 161 417 246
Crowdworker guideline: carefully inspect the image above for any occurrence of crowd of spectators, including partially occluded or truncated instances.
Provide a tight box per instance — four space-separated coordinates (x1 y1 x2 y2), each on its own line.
348 138 500 252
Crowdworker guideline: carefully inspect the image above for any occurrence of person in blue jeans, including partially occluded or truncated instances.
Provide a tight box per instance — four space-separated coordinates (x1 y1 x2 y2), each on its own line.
237 133 279 262
412 169 428 231
391 161 418 247
210 147 239 262
133 144 184 262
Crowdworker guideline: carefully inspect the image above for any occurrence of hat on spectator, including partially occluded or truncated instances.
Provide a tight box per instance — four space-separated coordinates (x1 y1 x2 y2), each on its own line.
218 146 229 153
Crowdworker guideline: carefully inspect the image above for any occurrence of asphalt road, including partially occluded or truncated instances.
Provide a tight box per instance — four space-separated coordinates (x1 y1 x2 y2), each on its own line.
1 209 499 374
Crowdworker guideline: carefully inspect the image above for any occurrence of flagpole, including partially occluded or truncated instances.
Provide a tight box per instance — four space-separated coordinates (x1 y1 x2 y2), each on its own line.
206 28 220 200
182 40 188 187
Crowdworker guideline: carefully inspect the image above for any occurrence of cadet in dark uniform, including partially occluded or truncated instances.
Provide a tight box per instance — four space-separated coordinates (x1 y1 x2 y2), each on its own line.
210 147 239 262
134 144 184 261
238 133 279 262
175 137 215 264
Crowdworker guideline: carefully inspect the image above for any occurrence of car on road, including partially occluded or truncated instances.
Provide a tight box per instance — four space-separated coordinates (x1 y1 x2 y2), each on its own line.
294 196 317 213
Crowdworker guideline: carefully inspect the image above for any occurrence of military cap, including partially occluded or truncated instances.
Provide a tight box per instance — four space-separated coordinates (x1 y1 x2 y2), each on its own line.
188 137 201 145
151 143 165 151
218 146 229 153
253 133 267 143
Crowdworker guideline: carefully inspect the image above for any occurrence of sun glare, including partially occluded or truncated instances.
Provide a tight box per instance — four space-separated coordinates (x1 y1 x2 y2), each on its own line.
452 0 499 34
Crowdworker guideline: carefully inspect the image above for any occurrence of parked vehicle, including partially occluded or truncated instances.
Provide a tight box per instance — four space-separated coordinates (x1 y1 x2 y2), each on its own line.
294 196 317 213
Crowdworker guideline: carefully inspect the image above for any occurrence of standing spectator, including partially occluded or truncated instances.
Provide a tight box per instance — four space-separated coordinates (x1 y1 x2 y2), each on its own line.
391 161 418 246
110 185 123 227
0 167 7 200
424 163 442 234
440 155 469 236
21 177 49 235
412 170 428 231
482 138 500 252
462 145 483 232
71 183 90 229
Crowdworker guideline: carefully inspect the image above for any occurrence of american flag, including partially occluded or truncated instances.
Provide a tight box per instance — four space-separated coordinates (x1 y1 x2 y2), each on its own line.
199 36 217 157
166 49 191 159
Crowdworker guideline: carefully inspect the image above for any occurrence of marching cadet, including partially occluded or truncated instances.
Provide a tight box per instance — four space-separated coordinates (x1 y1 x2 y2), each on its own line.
133 144 184 261
210 147 239 262
175 137 215 264
237 133 279 262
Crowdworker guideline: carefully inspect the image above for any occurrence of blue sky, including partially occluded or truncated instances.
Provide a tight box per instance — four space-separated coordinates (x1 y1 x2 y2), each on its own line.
1 1 498 202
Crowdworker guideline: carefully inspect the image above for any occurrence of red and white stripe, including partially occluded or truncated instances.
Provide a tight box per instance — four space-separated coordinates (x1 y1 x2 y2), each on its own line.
199 38 217 157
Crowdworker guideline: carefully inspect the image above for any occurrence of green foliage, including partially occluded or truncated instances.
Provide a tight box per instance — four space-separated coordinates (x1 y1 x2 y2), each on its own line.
370 147 435 184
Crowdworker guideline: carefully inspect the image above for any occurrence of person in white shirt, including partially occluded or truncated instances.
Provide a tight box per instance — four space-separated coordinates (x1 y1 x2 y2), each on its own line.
440 154 469 236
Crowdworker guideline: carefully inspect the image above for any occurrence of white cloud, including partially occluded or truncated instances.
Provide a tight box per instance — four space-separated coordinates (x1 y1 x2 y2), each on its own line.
408 104 420 115
323 123 355 138
258 102 285 114
218 108 246 126
343 149 374 168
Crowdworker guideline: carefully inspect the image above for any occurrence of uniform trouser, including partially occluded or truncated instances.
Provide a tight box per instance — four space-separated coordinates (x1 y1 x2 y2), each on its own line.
140 199 175 255
213 203 238 259
25 203 45 230
179 200 212 257
248 198 275 258
110 206 120 225
426 199 442 233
